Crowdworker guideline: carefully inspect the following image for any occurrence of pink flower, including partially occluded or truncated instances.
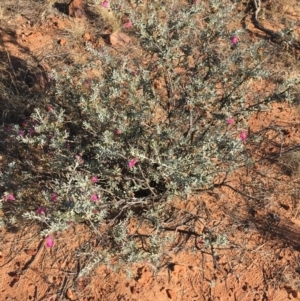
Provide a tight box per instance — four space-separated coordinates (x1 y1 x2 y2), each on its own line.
115 128 121 135
3 194 15 202
128 158 138 169
18 130 25 137
91 176 98 183
45 236 54 248
37 207 46 215
125 21 132 28
194 0 199 3
240 131 247 141
91 194 99 202
28 128 35 135
51 193 58 202
102 0 108 8
230 36 238 45
227 117 234 125
75 155 84 165
47 106 53 112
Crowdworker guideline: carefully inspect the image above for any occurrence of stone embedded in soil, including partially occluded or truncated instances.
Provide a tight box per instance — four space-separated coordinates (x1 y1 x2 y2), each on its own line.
59 38 67 45
166 289 176 299
68 0 85 18
25 248 38 256
105 32 132 48
66 288 76 300
83 32 91 41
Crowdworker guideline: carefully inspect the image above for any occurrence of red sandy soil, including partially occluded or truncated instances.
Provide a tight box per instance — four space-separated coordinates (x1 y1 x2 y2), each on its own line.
0 0 300 300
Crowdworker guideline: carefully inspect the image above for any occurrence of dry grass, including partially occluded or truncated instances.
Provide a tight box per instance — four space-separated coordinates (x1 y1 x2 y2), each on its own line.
0 5 7 20
95 5 122 32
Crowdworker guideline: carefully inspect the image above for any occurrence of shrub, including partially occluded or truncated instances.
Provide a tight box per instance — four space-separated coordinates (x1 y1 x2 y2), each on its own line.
1 0 299 274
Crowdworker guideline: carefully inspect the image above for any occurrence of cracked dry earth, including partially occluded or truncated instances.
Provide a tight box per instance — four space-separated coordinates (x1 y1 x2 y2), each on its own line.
1 0 300 300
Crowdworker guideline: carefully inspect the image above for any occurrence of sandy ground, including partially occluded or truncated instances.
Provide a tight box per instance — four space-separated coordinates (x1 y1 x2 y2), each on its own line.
0 0 300 300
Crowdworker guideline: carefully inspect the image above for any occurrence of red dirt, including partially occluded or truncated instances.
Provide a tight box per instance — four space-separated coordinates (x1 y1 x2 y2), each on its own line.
0 0 300 300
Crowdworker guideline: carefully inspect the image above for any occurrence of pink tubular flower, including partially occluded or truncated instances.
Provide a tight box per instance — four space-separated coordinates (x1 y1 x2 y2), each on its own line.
37 207 46 215
240 131 247 141
28 128 35 135
91 176 98 184
115 128 121 135
125 21 132 28
45 236 54 248
51 193 58 202
227 117 234 125
128 158 138 169
91 194 99 202
102 0 108 8
230 35 238 45
4 194 15 202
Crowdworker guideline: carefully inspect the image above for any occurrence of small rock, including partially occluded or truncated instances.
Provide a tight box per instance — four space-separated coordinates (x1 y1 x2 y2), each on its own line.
68 0 85 18
66 288 76 300
83 32 91 41
166 289 176 299
25 248 38 256
59 38 67 45
105 32 131 48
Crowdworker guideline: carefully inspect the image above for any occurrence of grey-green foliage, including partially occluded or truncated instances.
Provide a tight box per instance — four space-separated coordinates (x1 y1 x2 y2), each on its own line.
1 0 299 274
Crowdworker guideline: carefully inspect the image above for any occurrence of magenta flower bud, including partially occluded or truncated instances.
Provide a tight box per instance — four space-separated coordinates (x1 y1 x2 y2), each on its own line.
115 128 121 135
4 194 15 202
240 131 247 141
37 207 46 215
227 117 234 125
125 21 132 28
47 106 53 112
45 236 54 248
91 194 99 202
28 128 35 135
128 158 138 169
102 0 108 8
51 193 58 202
230 36 238 45
91 176 98 183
